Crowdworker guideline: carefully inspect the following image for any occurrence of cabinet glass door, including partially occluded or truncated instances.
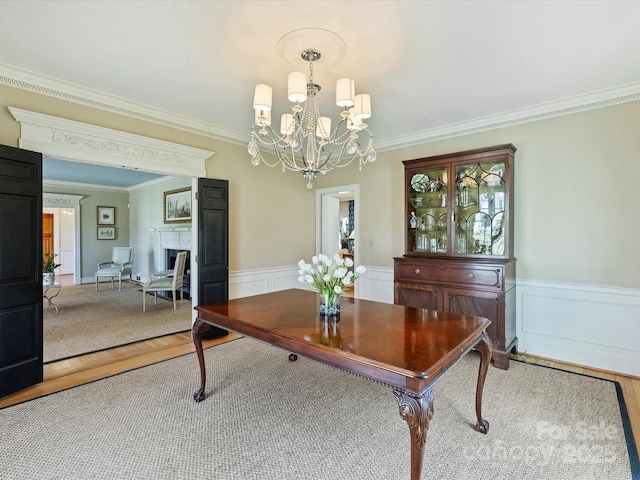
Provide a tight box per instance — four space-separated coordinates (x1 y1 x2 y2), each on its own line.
407 166 448 254
454 160 506 255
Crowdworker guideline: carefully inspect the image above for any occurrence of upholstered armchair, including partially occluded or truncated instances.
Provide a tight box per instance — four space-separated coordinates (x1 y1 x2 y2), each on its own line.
95 247 134 291
142 250 187 312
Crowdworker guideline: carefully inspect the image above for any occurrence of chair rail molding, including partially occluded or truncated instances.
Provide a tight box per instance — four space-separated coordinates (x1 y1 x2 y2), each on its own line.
9 107 212 178
228 265 640 375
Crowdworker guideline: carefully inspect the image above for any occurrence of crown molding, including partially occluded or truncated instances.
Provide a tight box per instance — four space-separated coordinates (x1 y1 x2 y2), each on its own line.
375 81 640 151
9 107 211 178
43 179 129 193
0 62 247 146
43 174 182 193
2 62 638 153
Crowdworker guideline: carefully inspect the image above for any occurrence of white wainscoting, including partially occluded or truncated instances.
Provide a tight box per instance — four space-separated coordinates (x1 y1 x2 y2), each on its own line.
517 279 640 377
229 266 302 299
59 248 75 275
229 266 640 376
228 265 395 304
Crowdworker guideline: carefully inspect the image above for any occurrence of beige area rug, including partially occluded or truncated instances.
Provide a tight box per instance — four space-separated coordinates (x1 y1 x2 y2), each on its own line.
43 283 191 362
1 338 638 480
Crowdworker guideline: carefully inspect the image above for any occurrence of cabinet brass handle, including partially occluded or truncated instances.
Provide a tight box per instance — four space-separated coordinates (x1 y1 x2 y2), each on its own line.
414 268 420 275
467 272 475 279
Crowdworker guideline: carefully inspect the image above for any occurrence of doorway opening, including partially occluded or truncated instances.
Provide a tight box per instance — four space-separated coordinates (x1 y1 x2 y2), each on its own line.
42 207 76 282
315 184 360 296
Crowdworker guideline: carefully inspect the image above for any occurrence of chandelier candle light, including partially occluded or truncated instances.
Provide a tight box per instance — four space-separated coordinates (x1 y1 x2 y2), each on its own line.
249 48 376 188
298 253 366 318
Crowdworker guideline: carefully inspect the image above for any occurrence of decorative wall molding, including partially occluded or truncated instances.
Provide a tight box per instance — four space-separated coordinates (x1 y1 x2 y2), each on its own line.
0 63 246 146
517 279 640 377
354 266 394 304
43 192 84 207
230 265 640 376
228 264 395 304
375 82 640 151
51 131 192 167
9 107 212 178
2 62 639 152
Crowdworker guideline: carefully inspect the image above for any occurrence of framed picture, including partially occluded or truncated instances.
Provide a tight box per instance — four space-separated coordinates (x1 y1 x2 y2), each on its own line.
97 227 116 240
164 187 192 224
97 206 116 225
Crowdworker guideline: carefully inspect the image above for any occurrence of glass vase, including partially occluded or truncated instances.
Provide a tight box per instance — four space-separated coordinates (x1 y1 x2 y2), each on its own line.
319 291 341 319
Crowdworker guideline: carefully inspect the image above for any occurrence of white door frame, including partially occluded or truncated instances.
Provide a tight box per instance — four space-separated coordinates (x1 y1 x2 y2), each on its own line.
315 184 360 296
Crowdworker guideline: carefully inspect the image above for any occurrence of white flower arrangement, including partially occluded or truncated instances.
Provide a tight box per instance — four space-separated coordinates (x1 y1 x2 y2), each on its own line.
297 253 366 297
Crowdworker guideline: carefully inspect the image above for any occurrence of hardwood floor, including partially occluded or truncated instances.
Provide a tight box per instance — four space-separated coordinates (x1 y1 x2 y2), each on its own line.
0 331 240 408
1 332 638 460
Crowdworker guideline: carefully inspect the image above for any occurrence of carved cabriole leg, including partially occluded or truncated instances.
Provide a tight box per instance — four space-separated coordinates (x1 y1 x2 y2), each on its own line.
393 387 434 480
474 331 492 434
192 319 211 402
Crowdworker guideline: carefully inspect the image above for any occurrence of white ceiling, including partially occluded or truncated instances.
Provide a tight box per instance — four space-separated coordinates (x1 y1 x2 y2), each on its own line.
1 0 640 162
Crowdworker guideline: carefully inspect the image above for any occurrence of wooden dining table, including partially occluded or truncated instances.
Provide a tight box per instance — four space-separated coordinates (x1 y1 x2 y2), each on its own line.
193 288 492 480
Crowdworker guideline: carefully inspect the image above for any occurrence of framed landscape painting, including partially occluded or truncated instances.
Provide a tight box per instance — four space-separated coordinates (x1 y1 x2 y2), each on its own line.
97 227 116 240
164 187 192 224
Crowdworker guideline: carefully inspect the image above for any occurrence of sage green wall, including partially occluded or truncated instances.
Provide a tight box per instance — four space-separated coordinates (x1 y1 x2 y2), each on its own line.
43 184 130 278
4 83 638 289
319 100 640 289
0 83 316 271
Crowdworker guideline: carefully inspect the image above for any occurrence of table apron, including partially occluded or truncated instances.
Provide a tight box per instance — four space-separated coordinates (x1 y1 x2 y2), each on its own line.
195 314 487 395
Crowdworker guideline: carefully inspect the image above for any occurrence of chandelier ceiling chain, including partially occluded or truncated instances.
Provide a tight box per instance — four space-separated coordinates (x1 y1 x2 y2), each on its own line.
248 47 376 188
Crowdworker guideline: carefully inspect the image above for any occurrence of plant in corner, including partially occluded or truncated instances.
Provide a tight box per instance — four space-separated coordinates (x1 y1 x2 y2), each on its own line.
43 253 61 273
42 253 61 286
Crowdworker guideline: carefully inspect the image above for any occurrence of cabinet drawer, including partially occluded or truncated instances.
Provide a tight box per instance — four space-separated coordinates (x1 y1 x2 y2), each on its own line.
395 262 503 290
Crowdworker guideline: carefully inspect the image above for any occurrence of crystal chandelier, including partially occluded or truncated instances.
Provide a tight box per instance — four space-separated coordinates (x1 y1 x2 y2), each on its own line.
248 48 376 189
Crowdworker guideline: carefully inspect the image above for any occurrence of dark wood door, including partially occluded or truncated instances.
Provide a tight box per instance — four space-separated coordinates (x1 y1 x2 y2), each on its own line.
197 178 228 339
42 213 54 256
0 144 43 397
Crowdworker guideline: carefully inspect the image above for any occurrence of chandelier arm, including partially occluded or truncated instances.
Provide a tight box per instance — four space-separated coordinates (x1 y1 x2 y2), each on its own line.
314 116 352 171
252 126 303 170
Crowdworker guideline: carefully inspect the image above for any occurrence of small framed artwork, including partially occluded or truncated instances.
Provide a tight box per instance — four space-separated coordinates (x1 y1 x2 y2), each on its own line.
97 227 116 240
97 206 116 225
164 187 192 224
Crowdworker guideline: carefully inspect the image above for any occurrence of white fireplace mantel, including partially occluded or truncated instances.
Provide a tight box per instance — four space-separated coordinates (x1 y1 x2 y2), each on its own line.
153 226 192 251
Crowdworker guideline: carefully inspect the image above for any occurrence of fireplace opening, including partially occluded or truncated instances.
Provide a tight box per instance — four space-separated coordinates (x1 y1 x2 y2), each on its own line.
163 249 191 300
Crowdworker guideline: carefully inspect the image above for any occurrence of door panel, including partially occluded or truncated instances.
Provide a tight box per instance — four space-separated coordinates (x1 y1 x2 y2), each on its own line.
445 287 502 348
197 178 229 339
395 283 439 311
42 213 54 256
0 144 43 397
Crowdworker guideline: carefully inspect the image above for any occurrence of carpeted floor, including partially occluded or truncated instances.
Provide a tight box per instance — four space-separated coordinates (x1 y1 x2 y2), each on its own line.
43 283 191 362
1 338 637 479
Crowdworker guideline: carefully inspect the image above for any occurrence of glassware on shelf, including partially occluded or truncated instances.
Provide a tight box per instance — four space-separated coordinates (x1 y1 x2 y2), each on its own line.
404 146 513 258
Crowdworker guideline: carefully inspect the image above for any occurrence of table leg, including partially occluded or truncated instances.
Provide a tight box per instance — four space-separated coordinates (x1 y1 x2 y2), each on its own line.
393 387 434 480
474 331 492 434
192 318 210 402
43 287 61 315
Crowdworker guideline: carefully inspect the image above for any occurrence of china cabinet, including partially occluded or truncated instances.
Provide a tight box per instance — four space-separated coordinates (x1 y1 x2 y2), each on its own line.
394 144 517 369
